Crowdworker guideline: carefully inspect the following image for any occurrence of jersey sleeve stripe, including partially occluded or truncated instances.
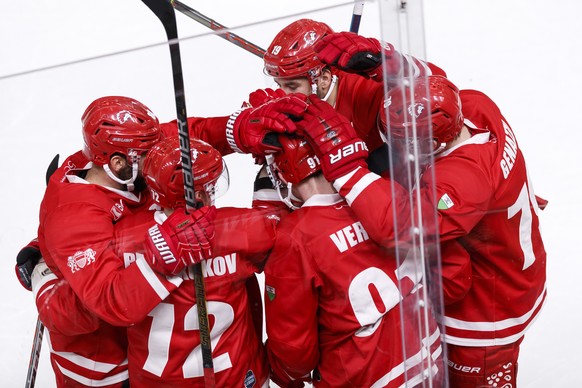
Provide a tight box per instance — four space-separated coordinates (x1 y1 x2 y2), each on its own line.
334 168 381 205
135 256 183 299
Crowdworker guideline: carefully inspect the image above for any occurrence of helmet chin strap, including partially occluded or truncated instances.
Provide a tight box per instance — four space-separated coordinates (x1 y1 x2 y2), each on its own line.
103 152 140 192
320 75 338 102
310 69 337 102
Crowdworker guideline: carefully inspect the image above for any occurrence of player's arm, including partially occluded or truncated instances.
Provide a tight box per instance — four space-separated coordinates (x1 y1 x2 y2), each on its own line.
160 116 233 156
264 228 318 386
333 166 411 247
43 203 183 326
31 259 101 335
314 31 447 83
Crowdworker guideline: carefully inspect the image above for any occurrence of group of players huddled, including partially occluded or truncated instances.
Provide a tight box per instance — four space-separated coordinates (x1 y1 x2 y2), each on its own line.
15 18 546 388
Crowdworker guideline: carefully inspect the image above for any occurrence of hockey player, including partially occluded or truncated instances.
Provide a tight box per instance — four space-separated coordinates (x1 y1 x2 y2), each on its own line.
290 76 547 387
34 96 214 387
119 135 285 387
262 130 443 387
252 19 446 175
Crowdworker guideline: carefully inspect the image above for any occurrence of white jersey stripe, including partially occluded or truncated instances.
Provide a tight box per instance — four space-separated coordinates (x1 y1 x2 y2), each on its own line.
441 285 546 331
135 255 183 299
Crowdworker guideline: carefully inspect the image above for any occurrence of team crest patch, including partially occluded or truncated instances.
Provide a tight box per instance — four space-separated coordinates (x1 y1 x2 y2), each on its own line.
67 248 97 273
244 370 256 388
437 193 454 210
110 199 125 221
266 285 276 301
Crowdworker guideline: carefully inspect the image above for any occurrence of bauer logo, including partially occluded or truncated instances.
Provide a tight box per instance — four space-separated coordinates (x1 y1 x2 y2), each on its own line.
67 248 97 273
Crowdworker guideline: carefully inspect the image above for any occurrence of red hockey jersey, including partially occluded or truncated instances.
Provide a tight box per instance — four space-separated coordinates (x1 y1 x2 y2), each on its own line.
37 155 182 386
333 90 547 346
127 206 279 387
264 194 442 387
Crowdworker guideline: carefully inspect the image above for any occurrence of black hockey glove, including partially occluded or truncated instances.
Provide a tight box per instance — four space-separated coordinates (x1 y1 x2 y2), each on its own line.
15 238 42 291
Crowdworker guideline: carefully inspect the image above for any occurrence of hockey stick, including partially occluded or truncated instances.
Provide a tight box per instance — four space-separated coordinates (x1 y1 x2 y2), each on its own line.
25 154 60 388
25 318 44 388
140 1 215 386
349 1 365 33
171 0 265 58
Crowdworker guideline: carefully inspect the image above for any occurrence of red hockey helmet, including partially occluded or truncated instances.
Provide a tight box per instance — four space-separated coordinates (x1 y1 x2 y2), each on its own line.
270 135 321 185
264 19 333 80
143 136 229 208
82 96 162 166
378 75 464 153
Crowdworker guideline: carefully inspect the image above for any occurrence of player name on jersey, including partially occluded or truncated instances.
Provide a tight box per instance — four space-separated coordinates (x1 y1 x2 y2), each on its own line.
329 221 370 253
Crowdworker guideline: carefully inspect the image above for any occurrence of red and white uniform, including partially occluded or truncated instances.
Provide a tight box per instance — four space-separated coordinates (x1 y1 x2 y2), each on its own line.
333 90 547 347
335 60 446 154
264 194 442 387
37 153 182 387
127 206 279 387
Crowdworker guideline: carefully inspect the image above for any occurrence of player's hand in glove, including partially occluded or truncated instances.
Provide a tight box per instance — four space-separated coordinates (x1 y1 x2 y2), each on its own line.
313 31 401 82
145 206 217 276
15 238 42 291
227 94 309 156
247 88 287 108
298 95 369 181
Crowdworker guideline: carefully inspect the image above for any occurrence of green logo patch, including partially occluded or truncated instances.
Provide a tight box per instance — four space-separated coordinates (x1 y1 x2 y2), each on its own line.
266 285 276 301
437 193 454 210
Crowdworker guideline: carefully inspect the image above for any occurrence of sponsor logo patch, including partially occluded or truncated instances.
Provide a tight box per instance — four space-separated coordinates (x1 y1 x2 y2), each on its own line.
244 370 256 388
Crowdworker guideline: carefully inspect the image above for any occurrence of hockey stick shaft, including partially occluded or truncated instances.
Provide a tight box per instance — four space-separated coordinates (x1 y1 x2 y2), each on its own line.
25 318 44 388
171 0 266 58
349 1 365 33
140 1 215 386
25 155 59 387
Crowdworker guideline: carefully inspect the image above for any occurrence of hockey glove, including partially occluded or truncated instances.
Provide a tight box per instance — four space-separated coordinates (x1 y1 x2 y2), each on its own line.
15 238 42 291
299 95 369 181
226 94 309 156
144 206 217 276
313 32 401 82
247 87 287 108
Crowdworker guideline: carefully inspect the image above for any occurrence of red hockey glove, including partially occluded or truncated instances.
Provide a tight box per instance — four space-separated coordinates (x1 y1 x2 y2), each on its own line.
247 87 287 108
144 206 217 276
313 32 401 82
15 238 42 291
226 94 309 156
299 95 369 181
